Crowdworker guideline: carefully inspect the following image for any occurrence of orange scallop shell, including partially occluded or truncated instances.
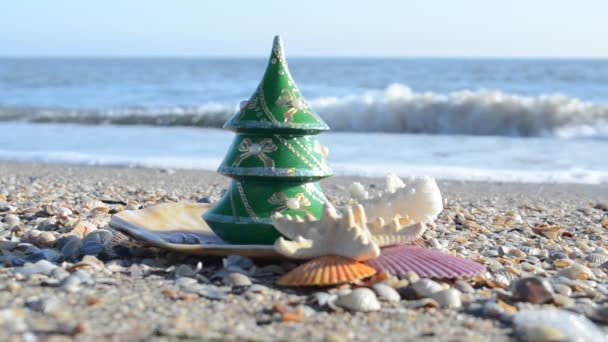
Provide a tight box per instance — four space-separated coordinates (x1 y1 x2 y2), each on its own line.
277 255 377 287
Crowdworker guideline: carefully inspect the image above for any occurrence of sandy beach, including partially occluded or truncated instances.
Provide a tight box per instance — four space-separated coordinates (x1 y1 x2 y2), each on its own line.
1 162 607 341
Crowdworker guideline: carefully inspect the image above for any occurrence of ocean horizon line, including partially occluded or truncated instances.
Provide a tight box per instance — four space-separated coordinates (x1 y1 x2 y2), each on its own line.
2 55 608 60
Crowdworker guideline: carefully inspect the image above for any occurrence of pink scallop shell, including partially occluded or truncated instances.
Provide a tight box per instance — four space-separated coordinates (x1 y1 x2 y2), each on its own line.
365 245 485 279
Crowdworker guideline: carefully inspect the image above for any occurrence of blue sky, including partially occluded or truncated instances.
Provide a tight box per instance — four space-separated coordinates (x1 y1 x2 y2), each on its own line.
1 0 607 57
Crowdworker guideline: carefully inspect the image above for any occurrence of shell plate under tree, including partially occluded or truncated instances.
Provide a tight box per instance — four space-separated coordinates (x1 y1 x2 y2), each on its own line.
109 202 279 258
277 255 377 287
364 245 486 279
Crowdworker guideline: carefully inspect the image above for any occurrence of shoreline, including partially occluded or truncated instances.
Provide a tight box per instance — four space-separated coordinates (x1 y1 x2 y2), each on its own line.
1 161 606 202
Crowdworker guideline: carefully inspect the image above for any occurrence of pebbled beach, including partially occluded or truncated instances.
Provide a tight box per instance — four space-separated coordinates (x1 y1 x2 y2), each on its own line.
1 162 607 341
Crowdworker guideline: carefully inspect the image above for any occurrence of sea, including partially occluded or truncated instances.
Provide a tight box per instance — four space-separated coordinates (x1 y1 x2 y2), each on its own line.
0 58 607 184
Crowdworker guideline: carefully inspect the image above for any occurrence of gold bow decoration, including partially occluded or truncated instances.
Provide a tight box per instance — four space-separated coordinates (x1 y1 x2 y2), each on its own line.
268 192 312 215
233 138 277 168
275 89 311 123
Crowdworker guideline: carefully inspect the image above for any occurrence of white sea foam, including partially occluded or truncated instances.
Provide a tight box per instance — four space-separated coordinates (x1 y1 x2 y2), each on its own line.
0 122 606 184
1 84 607 139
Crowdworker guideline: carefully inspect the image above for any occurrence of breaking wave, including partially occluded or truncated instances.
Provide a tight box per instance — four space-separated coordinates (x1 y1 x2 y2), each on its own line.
1 83 607 139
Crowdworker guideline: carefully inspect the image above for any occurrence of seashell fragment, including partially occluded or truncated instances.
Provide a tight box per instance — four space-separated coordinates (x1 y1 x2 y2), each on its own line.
531 222 562 240
277 255 376 287
584 253 608 265
556 263 593 280
365 245 486 279
335 288 381 312
272 204 380 261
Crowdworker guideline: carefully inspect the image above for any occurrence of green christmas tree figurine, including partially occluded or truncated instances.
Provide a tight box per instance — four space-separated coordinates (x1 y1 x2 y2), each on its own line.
204 36 333 245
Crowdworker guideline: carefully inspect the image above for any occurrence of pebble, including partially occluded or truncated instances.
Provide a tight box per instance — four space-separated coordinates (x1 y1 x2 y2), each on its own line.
3 214 20 228
551 283 572 296
197 285 229 300
15 260 58 276
335 288 381 312
556 264 593 280
412 279 443 298
371 283 401 302
482 301 505 318
36 231 57 247
222 272 252 287
511 277 554 304
26 297 62 314
60 274 82 292
454 280 475 294
552 294 574 307
174 264 196 278
430 289 462 309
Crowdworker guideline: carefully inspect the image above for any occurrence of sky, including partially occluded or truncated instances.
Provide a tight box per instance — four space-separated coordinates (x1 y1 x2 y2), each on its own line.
1 0 607 58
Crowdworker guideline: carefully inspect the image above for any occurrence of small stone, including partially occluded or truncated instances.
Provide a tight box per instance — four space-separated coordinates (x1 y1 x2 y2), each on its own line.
72 270 94 285
36 231 57 247
556 264 593 280
222 272 252 287
3 214 20 228
455 280 475 294
60 275 82 292
197 285 228 300
402 271 420 283
372 283 400 302
552 294 574 307
482 301 505 318
511 277 554 304
552 283 572 297
174 265 196 278
430 289 462 309
174 277 199 288
26 297 62 314
412 279 443 298
594 202 608 211
335 288 381 312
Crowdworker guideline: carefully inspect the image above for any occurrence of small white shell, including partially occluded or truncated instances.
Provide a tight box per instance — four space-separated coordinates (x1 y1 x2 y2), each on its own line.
430 289 462 309
372 283 401 302
412 279 444 298
335 288 381 312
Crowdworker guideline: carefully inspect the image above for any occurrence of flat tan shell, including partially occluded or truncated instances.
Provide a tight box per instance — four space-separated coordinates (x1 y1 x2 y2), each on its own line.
110 202 279 258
